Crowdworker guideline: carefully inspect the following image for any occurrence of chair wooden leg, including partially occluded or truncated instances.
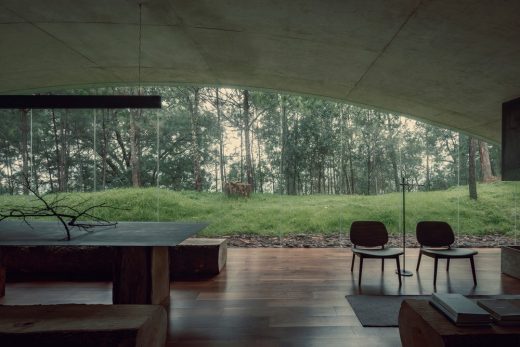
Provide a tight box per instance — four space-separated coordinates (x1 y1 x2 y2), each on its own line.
446 258 450 272
381 258 384 272
358 257 364 286
470 256 477 286
433 257 438 288
351 253 355 272
416 252 422 271
396 256 402 286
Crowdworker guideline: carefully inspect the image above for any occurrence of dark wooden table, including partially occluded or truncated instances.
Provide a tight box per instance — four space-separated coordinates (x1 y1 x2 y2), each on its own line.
0 221 207 306
399 299 520 347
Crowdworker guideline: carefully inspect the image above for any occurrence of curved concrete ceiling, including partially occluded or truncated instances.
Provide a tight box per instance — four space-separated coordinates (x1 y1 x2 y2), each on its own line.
1 0 519 142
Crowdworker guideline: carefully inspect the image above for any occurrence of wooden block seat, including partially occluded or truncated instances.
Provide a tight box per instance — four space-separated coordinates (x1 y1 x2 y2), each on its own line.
399 299 520 347
0 304 167 347
502 246 520 279
171 238 227 279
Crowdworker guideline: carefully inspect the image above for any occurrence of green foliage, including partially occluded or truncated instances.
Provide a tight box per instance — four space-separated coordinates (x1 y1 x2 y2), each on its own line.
2 182 518 237
0 86 503 200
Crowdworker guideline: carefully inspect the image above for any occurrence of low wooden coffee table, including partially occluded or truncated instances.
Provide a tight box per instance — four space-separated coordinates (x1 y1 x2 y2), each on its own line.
399 299 520 347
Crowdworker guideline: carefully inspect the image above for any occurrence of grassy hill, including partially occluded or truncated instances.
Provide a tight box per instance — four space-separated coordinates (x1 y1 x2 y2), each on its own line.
1 181 519 237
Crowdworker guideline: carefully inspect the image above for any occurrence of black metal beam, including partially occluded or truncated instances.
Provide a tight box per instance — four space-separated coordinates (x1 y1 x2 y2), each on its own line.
0 95 162 109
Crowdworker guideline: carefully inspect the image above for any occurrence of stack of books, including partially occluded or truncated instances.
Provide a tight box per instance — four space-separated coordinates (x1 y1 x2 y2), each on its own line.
477 299 520 326
429 293 491 326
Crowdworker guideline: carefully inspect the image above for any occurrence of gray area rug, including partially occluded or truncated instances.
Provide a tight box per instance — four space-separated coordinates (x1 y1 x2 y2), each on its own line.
346 294 520 327
346 295 428 327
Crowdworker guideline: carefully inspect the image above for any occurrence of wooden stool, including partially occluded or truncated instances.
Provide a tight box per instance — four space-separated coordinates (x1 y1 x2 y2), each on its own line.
171 238 227 279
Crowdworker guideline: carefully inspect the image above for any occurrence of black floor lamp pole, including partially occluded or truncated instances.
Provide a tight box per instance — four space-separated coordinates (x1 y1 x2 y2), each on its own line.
397 176 413 277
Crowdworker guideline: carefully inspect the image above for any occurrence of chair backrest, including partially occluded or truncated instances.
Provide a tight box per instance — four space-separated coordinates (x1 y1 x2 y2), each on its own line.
416 221 455 247
350 221 388 248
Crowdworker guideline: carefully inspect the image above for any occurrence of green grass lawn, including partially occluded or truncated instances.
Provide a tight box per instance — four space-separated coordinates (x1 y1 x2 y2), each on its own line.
1 181 519 237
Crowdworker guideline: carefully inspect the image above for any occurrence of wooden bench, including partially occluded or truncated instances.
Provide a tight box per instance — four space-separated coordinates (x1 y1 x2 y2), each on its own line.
0 304 167 347
171 238 227 279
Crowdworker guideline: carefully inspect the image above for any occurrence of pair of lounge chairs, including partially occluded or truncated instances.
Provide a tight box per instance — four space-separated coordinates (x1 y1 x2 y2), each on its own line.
350 221 478 287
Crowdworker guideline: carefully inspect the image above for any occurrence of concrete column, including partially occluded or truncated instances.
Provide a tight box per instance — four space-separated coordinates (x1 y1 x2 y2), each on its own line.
502 97 520 181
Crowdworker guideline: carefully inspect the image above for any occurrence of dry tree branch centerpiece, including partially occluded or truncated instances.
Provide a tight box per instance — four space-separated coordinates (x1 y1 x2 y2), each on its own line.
0 177 119 241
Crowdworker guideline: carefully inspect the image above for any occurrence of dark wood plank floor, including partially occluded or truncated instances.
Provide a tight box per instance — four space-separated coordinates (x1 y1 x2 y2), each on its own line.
2 248 519 346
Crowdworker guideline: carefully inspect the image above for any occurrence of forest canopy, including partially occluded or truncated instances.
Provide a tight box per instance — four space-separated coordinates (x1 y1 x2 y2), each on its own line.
0 86 500 196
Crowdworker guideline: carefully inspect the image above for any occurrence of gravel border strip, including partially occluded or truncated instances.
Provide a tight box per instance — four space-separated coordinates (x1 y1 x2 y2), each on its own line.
216 234 518 248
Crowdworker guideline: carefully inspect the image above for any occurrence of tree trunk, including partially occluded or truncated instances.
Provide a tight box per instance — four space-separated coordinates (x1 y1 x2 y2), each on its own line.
347 138 355 194
478 141 495 183
114 122 130 169
51 109 63 192
214 163 218 191
74 119 85 192
129 109 141 187
366 147 372 195
43 139 55 192
280 95 296 195
19 109 29 194
256 121 264 193
339 109 346 194
240 129 243 182
5 146 15 195
101 110 108 189
189 88 202 192
216 89 225 192
468 137 478 200
425 152 431 191
59 111 68 191
242 90 254 189
390 147 400 192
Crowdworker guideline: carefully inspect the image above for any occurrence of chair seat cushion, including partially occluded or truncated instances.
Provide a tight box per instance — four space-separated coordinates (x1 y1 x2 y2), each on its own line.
352 247 403 258
421 247 477 258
